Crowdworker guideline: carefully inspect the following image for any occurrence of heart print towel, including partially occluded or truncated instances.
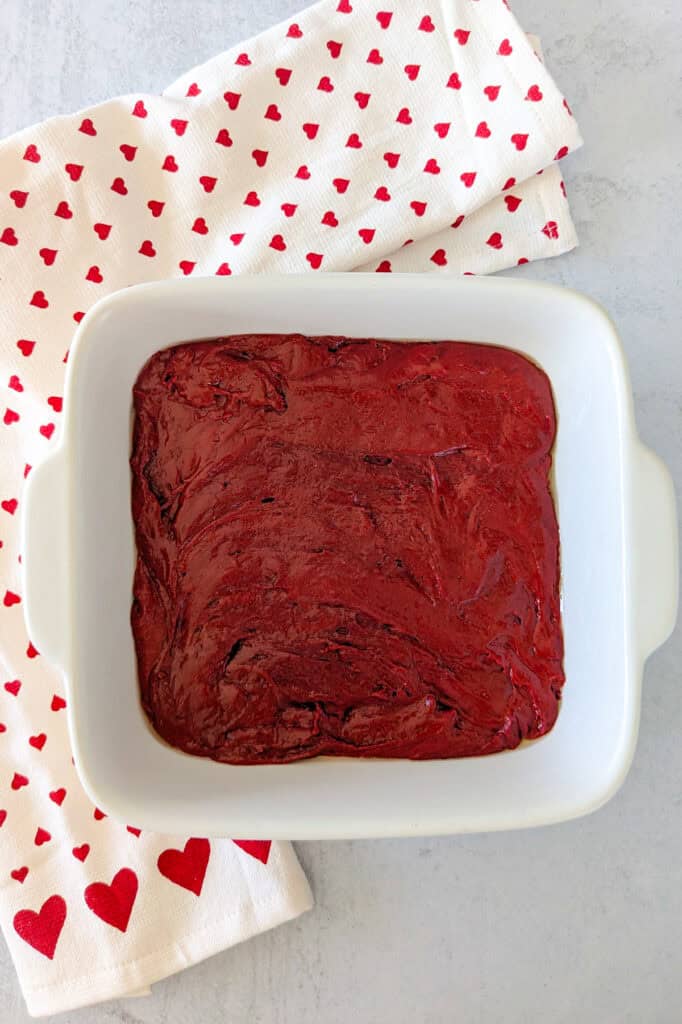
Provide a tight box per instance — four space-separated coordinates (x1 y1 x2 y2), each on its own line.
0 0 581 1015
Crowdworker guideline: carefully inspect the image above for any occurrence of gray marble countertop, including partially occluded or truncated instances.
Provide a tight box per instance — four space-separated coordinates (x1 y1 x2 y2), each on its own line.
2 1 680 1021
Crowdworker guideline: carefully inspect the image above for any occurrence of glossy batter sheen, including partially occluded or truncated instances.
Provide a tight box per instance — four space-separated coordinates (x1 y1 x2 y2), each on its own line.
131 334 564 764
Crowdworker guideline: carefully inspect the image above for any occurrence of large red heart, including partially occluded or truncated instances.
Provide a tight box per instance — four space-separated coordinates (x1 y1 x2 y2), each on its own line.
157 838 210 896
232 840 272 864
14 895 66 959
84 868 138 932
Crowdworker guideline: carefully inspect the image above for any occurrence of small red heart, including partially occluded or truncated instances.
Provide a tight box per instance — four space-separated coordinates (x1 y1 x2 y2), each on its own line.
502 177 516 191
3 408 18 425
295 164 311 179
158 838 210 896
64 162 83 181
504 195 522 212
30 290 48 309
13 895 66 959
11 772 29 788
404 64 420 81
4 590 20 607
376 11 392 28
429 247 448 267
72 844 89 861
306 252 323 269
287 22 303 37
132 99 148 117
327 40 342 58
10 190 28 208
29 733 46 750
93 807 107 820
302 122 319 139
186 82 201 97
230 233 244 245
11 867 28 883
346 132 362 148
452 214 465 229
269 234 286 251
162 155 178 172
4 680 21 695
454 28 470 45
484 84 501 101
139 239 156 257
39 423 55 439
447 72 462 89
147 200 164 217
333 177 349 193
367 48 383 64
34 827 51 846
39 247 57 265
17 340 35 357
2 497 17 513
358 227 375 244
511 133 529 151
555 145 569 160
498 38 513 55
26 641 39 656
72 313 83 324
0 809 7 824
170 118 188 135
475 121 491 138
410 200 427 216
93 222 111 239
179 260 195 276
232 839 272 864
85 868 138 932
8 375 23 392
265 103 282 121
354 91 368 108
383 152 400 168
1 227 18 246
542 220 560 239
526 85 543 102
223 91 241 110
322 210 339 226
374 187 391 202
419 15 435 31
397 107 412 125
318 75 334 92
487 231 503 249
281 203 297 217
215 262 231 276
215 128 232 147
275 67 292 86
111 177 127 195
23 144 41 163
79 118 96 135
337 0 352 11
49 788 66 806
55 201 73 219
51 694 66 711
376 260 392 272
434 122 450 138
199 175 217 193
119 144 136 162
235 53 251 66
424 158 440 174
192 217 209 235
244 191 260 207
86 265 103 283
127 826 142 836
252 149 269 167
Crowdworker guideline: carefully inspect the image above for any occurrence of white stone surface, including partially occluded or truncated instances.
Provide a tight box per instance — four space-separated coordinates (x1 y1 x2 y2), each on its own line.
1 1 680 1021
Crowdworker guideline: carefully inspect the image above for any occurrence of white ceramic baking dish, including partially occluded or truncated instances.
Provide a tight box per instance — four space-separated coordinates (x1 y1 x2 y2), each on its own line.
22 275 678 838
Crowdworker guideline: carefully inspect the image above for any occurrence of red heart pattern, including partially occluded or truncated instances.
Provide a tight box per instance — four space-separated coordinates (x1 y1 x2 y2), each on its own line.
232 840 272 864
84 868 138 932
158 838 211 896
14 896 66 959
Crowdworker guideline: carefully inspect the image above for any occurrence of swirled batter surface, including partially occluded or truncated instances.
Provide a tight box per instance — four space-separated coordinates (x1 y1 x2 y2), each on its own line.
131 334 564 764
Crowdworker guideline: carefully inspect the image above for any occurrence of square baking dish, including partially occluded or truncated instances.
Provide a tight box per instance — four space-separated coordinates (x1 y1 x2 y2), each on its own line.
22 275 678 838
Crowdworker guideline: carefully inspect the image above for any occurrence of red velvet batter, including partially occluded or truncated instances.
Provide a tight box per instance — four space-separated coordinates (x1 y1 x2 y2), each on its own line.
131 334 564 764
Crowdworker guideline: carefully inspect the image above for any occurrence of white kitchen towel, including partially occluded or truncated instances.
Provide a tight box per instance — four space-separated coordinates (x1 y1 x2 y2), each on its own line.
0 0 581 1016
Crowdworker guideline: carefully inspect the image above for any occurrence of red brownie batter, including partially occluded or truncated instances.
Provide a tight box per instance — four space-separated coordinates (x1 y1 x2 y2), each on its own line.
131 335 564 764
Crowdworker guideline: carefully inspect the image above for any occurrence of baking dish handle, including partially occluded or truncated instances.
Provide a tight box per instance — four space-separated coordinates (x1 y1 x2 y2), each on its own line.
633 443 679 660
22 450 68 673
